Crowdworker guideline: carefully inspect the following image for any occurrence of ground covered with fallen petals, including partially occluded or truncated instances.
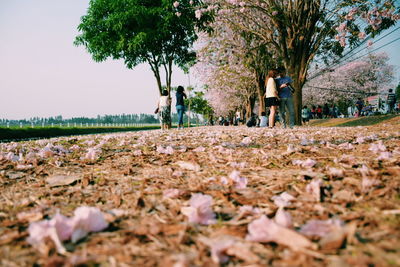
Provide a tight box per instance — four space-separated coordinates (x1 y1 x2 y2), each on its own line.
1 117 400 266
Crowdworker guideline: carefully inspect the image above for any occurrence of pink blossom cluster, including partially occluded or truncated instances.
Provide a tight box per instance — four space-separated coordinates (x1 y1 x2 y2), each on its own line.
27 207 109 254
303 52 395 105
181 193 216 224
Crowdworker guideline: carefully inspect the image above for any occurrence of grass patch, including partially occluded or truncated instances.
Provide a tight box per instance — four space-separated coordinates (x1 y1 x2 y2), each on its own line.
310 115 398 127
0 126 160 142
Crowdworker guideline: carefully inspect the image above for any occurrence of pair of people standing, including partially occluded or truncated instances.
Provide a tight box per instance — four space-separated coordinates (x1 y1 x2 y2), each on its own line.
264 67 295 128
156 86 187 130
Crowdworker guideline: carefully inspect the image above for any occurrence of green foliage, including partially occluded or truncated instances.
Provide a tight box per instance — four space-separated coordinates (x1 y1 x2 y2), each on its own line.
396 82 400 101
0 126 160 142
184 91 213 117
74 0 212 92
336 115 398 127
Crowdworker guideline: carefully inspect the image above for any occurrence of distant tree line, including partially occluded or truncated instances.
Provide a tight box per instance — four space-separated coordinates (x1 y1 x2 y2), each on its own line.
0 113 160 126
0 112 208 127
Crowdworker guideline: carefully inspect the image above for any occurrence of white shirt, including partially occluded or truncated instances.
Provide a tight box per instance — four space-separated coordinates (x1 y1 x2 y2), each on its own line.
265 77 278 98
159 96 170 107
259 116 268 127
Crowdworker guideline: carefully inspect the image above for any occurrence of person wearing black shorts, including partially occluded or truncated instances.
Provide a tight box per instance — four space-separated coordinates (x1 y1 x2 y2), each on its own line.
264 69 279 128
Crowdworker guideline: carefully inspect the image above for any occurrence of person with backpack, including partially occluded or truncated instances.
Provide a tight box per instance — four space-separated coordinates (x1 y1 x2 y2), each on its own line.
387 89 396 113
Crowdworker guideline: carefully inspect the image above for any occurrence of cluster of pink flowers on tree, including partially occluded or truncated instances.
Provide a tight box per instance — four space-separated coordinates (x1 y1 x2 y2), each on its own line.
173 0 399 119
303 52 395 105
193 24 258 116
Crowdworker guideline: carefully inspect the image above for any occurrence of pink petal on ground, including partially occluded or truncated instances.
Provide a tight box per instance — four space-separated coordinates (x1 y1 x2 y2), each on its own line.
157 145 175 155
303 158 317 167
27 213 73 254
377 151 392 160
239 205 261 216
27 220 52 246
176 161 201 171
51 212 74 241
362 177 379 193
292 158 316 168
193 146 206 152
241 137 252 146
229 171 248 189
369 141 386 153
271 192 295 208
306 179 322 202
133 150 143 156
84 148 100 161
246 215 314 250
338 142 354 150
181 193 216 225
274 207 293 228
199 236 237 264
299 219 343 238
220 176 229 185
328 167 344 178
71 207 108 243
355 136 366 144
163 188 182 199
287 144 297 153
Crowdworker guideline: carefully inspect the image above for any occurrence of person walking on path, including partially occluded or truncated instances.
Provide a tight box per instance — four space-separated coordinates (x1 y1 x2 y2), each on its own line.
355 98 364 117
176 86 187 129
302 105 311 125
156 90 171 130
275 67 295 129
264 69 280 128
387 89 396 114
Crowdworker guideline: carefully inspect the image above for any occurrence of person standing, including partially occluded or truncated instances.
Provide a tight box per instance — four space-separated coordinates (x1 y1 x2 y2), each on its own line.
355 98 364 117
264 69 279 128
156 90 171 130
259 111 268 127
275 67 295 128
176 86 187 129
302 105 311 125
387 89 396 113
316 105 323 119
323 103 330 118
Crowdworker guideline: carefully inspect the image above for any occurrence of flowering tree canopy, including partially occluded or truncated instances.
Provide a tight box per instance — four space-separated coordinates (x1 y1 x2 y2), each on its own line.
303 52 395 105
193 24 259 117
175 0 400 123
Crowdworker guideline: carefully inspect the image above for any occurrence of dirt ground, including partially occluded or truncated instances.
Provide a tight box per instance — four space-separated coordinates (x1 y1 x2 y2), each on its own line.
1 117 399 266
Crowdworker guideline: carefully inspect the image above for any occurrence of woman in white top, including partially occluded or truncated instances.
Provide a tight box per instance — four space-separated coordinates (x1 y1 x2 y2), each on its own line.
156 90 171 130
264 69 279 128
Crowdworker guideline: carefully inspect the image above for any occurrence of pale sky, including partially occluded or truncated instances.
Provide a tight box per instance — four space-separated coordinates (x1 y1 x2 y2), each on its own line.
0 1 399 120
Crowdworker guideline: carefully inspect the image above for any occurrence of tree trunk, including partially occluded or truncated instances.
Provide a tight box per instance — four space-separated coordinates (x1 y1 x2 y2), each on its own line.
287 63 307 125
245 95 257 121
256 71 266 116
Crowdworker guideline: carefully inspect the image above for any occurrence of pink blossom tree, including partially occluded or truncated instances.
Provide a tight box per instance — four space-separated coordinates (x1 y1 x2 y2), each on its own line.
193 25 259 118
175 0 400 124
303 52 395 106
